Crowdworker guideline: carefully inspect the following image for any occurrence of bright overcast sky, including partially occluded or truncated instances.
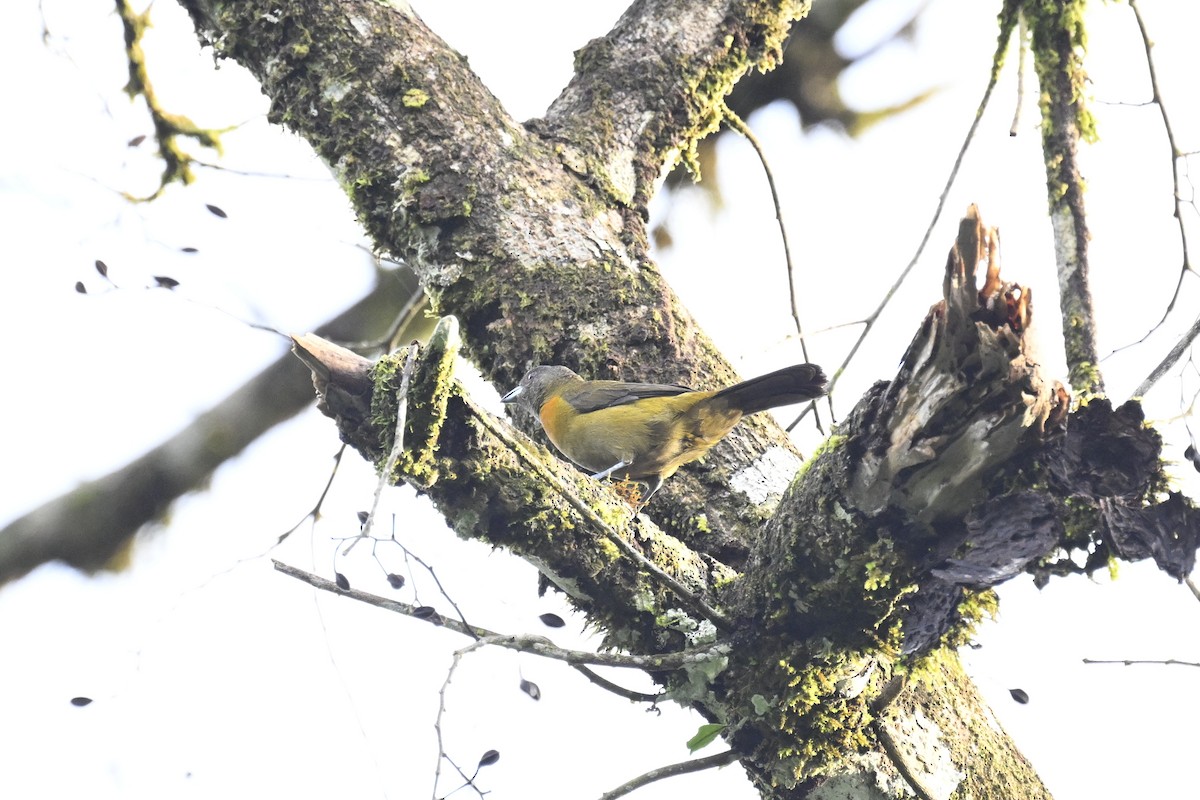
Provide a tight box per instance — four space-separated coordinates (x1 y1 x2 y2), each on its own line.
1 1 1199 799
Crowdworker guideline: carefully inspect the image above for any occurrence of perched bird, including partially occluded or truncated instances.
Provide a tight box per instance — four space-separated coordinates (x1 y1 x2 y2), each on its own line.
501 363 826 502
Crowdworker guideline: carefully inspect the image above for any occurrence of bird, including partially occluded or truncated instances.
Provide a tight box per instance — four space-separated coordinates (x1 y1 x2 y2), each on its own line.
501 363 827 503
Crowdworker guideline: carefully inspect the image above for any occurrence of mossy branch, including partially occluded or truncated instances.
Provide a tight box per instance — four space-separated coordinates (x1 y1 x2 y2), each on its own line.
1027 0 1103 396
116 0 227 200
292 318 737 649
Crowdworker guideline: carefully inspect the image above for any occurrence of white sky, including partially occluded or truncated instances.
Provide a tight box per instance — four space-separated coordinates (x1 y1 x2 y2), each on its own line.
1 1 1199 799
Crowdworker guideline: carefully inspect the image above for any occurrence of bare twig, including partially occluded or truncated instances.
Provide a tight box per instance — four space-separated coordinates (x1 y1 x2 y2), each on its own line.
272 559 730 670
720 102 822 432
1009 11 1028 136
432 640 482 799
1185 575 1200 603
573 665 663 703
1125 0 1199 397
597 749 740 800
1133 312 1200 398
804 0 1023 419
277 446 348 543
1082 658 1200 668
345 342 420 553
365 519 480 639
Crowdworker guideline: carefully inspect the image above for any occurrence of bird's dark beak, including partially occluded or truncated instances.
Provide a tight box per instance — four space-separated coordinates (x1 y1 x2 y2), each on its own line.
501 386 523 404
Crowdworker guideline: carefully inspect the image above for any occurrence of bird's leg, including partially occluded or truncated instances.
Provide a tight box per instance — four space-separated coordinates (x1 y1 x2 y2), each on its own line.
590 460 632 481
591 461 652 508
638 477 663 505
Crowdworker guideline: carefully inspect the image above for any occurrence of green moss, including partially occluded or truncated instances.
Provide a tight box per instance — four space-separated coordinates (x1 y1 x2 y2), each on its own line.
1028 0 1098 210
759 650 876 781
940 589 998 649
115 0 227 201
1068 360 1103 400
404 168 431 187
402 88 430 107
371 316 462 488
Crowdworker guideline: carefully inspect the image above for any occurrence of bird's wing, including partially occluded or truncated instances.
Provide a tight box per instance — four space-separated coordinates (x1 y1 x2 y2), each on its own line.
567 380 695 414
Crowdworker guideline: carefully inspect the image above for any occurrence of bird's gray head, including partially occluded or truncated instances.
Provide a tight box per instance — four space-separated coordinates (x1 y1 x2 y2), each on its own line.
500 365 580 415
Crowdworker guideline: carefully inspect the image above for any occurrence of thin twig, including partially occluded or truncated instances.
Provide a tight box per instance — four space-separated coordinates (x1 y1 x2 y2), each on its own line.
1133 312 1200 398
381 522 480 639
273 560 730 670
800 1 1023 422
1186 575 1200 603
345 342 420 553
720 102 822 432
432 640 484 799
597 749 740 800
1008 11 1028 136
278 446 348 543
1125 0 1198 396
1082 658 1200 668
572 665 664 703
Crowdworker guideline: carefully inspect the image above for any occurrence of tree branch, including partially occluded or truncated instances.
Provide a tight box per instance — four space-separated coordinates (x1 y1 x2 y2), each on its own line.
1028 0 1103 396
179 0 820 567
273 559 729 671
540 0 807 207
0 272 418 585
597 749 741 800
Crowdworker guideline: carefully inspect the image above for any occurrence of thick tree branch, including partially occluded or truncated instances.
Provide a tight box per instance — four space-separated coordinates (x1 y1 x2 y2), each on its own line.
539 0 807 207
0 273 417 585
294 318 737 652
170 4 1200 798
179 0 822 567
299 206 1075 797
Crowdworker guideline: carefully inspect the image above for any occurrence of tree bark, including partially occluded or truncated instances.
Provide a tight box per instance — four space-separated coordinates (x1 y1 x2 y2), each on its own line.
179 0 814 568
299 201 1067 798
97 1 1200 797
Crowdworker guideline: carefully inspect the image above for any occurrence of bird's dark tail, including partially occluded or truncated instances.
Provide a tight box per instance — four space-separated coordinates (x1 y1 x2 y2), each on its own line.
711 364 827 415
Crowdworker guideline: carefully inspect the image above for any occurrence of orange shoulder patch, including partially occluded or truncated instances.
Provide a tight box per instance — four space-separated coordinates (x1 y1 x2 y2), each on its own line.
538 394 573 442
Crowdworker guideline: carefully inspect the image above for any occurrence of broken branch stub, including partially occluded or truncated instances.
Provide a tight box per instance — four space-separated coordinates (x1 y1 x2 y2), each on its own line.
851 205 1067 529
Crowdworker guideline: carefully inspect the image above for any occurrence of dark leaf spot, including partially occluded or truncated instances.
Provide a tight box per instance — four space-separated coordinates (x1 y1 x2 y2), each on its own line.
414 606 443 625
